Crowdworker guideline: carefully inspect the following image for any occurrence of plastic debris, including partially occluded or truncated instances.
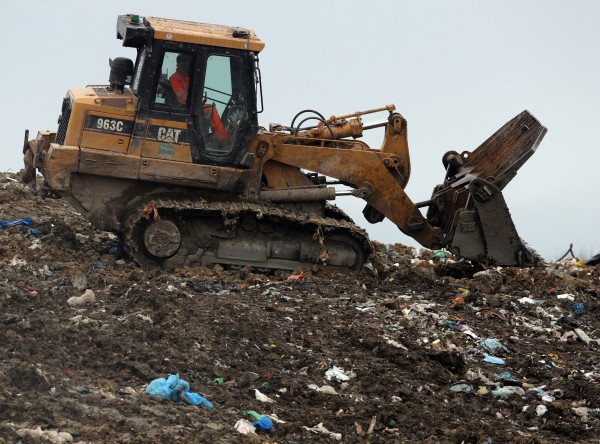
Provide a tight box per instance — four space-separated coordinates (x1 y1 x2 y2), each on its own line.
571 303 586 316
43 264 54 277
483 356 505 365
67 289 96 306
92 261 104 270
255 388 276 403
308 384 338 395
16 427 73 443
146 373 213 408
448 381 474 393
557 293 575 300
432 251 446 259
492 386 525 399
479 338 510 355
303 422 342 441
496 372 521 386
518 297 543 305
0 217 33 229
234 419 256 435
325 365 351 382
536 405 548 416
253 416 273 432
286 271 304 282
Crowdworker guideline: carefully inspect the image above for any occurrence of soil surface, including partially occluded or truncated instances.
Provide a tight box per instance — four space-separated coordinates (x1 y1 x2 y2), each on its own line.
1 173 599 443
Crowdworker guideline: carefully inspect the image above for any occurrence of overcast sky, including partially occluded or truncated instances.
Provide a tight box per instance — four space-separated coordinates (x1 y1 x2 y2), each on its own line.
1 1 599 260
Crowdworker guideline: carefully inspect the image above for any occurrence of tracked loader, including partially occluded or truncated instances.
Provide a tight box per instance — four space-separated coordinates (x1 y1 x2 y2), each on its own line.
22 14 547 271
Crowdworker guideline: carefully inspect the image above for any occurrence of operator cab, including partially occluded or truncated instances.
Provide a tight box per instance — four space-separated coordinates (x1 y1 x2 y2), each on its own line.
117 14 264 167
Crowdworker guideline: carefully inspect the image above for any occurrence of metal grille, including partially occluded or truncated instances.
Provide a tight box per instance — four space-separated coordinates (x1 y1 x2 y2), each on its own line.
55 97 72 145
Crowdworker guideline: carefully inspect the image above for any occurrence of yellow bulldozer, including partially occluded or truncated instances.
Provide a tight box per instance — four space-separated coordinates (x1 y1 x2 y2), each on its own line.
22 14 546 271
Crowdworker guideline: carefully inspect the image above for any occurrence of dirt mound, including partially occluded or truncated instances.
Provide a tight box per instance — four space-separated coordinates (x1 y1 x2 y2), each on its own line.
1 173 599 443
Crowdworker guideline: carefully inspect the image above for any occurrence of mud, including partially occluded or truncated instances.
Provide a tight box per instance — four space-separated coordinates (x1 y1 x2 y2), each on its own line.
1 173 599 443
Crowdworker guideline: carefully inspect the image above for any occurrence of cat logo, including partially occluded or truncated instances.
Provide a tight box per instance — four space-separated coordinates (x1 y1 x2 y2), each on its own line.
157 127 183 143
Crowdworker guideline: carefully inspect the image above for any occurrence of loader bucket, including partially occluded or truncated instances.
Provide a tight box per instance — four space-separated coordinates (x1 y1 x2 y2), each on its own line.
426 110 547 266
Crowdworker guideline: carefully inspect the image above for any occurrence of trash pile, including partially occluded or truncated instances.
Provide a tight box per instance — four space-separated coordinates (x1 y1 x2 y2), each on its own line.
1 172 599 443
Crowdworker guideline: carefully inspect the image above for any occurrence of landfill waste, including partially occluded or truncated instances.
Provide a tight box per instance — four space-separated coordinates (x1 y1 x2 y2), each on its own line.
571 303 586 316
308 384 338 394
303 422 342 441
3 174 600 442
492 386 525 399
495 372 521 386
246 411 274 433
325 365 351 382
0 217 33 229
448 382 474 393
146 373 213 408
586 254 600 266
254 388 276 403
67 289 96 306
483 356 505 365
286 271 305 282
234 419 256 435
479 338 510 355
16 427 73 443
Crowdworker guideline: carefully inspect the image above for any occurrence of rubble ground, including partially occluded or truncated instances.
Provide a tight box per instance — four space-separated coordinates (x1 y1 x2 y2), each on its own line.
1 173 599 443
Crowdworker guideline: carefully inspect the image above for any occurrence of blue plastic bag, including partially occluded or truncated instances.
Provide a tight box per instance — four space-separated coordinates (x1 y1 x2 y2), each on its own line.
0 217 33 229
146 373 213 409
253 416 273 432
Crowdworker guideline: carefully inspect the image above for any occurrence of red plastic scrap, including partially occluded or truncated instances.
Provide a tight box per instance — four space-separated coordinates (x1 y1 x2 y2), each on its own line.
63 369 75 378
142 203 160 220
286 271 304 283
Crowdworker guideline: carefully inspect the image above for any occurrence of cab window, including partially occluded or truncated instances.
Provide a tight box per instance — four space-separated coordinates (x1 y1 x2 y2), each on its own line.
199 55 247 154
154 51 192 110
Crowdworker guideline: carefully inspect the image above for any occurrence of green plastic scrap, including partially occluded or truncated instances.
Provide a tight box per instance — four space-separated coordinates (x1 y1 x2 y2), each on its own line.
432 251 446 259
246 410 263 420
213 377 223 385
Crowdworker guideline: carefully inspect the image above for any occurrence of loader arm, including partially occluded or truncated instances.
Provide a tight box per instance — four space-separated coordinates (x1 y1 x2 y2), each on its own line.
266 109 546 266
267 140 443 249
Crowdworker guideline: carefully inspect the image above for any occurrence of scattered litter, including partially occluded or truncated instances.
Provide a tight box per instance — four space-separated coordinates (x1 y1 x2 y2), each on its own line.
255 388 276 403
496 372 521 386
483 356 505 365
286 271 304 282
16 427 73 444
573 328 596 346
67 289 96 306
383 336 408 350
571 303 586 316
448 381 474 393
0 217 33 229
479 338 510 355
0 315 19 325
92 261 104 270
308 384 338 395
234 419 256 435
120 387 136 395
536 405 548 416
492 386 525 399
518 297 543 305
146 373 213 408
303 423 342 441
43 264 54 277
325 366 351 382
557 293 575 300
245 411 273 432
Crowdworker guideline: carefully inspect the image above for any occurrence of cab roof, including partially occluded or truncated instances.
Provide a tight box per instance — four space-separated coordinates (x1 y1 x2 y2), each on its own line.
117 15 264 52
147 17 264 52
